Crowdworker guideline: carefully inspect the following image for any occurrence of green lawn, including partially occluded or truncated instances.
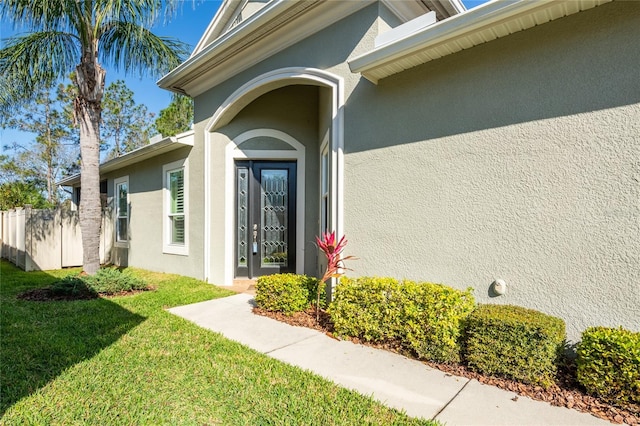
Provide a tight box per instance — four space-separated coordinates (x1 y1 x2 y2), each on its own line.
0 260 436 425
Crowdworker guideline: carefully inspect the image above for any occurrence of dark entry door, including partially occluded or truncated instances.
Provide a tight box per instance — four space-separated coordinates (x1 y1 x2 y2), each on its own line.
235 161 296 278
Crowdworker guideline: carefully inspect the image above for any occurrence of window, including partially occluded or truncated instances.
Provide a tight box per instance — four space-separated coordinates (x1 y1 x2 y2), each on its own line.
163 159 188 255
168 169 185 244
114 176 129 244
320 145 329 234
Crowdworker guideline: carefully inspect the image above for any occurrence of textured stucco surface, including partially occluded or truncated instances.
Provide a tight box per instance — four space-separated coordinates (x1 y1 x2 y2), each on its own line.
204 85 321 285
192 5 382 285
343 1 640 341
103 146 203 278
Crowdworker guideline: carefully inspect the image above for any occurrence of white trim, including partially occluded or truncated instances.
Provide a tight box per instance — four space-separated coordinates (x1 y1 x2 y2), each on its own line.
350 0 612 83
193 0 244 54
375 11 436 48
204 133 211 282
319 140 329 235
381 0 429 22
114 175 129 248
162 158 189 256
203 67 345 287
58 132 194 187
158 1 372 97
222 129 305 286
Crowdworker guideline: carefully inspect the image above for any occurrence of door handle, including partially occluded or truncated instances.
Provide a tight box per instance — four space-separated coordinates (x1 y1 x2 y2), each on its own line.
252 224 258 254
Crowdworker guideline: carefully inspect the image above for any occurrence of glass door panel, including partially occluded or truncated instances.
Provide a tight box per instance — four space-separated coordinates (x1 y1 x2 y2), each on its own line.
260 169 289 268
234 161 296 278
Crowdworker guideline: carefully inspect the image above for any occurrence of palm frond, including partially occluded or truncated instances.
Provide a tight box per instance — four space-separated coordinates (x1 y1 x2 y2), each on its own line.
0 0 75 33
0 32 79 112
99 21 189 78
94 0 187 30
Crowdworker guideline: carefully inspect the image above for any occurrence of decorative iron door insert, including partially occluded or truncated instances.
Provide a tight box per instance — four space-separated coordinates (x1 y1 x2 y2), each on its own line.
235 161 296 278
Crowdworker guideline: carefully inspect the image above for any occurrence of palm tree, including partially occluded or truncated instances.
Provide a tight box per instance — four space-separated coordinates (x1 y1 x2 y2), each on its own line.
0 0 188 274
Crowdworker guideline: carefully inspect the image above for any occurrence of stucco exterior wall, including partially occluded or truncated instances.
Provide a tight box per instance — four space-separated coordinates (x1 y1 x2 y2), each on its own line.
204 86 321 284
343 1 640 341
103 146 202 278
192 3 380 126
191 5 385 284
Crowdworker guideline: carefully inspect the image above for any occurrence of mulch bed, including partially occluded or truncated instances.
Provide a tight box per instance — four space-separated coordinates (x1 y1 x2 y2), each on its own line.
17 287 151 302
253 306 640 425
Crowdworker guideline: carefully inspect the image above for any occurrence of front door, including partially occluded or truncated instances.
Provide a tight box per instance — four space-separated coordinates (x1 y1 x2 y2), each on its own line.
235 161 296 278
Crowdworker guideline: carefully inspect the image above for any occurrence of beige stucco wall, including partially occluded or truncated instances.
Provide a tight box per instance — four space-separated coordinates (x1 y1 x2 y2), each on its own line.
104 146 202 278
191 5 384 284
204 85 322 284
343 1 640 341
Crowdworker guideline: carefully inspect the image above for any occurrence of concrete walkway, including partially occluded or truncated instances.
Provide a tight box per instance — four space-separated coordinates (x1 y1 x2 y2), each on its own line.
168 294 610 425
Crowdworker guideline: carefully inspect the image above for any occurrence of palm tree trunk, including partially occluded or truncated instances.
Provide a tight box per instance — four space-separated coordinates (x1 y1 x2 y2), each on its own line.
75 55 105 275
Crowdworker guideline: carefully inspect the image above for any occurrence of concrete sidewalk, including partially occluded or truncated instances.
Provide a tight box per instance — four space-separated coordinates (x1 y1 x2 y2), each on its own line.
168 294 610 425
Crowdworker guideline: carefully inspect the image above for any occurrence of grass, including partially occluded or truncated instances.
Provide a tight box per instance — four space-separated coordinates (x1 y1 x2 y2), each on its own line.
0 260 437 425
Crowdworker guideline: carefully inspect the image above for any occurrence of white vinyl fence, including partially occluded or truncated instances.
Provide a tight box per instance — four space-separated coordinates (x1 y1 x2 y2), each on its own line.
0 207 113 271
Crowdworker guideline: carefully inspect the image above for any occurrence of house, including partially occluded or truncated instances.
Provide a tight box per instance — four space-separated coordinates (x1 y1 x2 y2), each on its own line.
62 0 639 341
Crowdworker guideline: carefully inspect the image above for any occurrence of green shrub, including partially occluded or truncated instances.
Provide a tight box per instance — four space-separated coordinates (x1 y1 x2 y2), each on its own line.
576 326 640 405
51 275 97 297
329 277 475 363
401 280 475 363
254 274 321 316
463 304 566 388
82 268 147 294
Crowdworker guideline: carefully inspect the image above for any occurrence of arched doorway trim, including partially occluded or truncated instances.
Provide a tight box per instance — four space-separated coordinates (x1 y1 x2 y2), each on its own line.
203 68 344 285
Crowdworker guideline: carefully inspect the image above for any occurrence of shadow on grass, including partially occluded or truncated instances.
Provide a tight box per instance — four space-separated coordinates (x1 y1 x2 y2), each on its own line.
0 261 145 416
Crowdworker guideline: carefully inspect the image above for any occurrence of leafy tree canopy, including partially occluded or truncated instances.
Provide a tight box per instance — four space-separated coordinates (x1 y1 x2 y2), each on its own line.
102 79 154 158
0 181 51 210
1 83 77 205
153 94 193 137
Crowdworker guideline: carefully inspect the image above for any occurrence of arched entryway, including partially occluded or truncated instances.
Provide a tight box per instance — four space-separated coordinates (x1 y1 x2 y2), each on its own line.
203 68 344 286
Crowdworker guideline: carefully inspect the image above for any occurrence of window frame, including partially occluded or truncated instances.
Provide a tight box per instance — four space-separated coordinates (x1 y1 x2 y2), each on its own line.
163 159 189 255
114 176 129 247
320 143 329 235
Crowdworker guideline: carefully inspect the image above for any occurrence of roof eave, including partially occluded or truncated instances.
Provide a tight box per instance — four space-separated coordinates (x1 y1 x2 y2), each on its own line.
157 0 305 95
349 0 613 84
158 0 465 96
57 132 194 187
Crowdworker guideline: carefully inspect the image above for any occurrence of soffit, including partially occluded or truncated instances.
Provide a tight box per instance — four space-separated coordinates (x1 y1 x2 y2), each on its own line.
57 134 194 187
349 0 613 84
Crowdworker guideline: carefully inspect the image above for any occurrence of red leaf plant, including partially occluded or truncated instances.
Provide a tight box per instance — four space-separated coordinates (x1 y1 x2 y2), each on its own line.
315 231 354 322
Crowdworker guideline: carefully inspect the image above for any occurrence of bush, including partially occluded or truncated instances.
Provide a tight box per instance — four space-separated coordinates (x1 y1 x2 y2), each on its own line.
51 268 147 296
576 326 640 406
254 274 321 316
329 277 475 363
51 275 97 297
83 268 147 294
463 304 565 387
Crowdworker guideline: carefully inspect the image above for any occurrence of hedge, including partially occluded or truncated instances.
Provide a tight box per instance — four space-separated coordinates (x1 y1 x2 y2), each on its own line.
463 304 566 387
329 277 475 363
254 273 322 316
576 326 640 405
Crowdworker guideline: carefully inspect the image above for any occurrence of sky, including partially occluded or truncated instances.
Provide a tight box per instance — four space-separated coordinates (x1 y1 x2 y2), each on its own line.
0 0 488 151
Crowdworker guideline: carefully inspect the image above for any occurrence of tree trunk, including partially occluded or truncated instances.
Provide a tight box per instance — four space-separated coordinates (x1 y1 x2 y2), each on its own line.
76 55 105 275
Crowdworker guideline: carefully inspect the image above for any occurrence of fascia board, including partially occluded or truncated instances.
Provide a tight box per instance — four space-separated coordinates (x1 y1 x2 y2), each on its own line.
381 0 429 22
349 0 611 82
57 174 82 187
57 134 194 187
192 0 244 55
158 0 305 92
349 0 542 74
159 0 375 96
